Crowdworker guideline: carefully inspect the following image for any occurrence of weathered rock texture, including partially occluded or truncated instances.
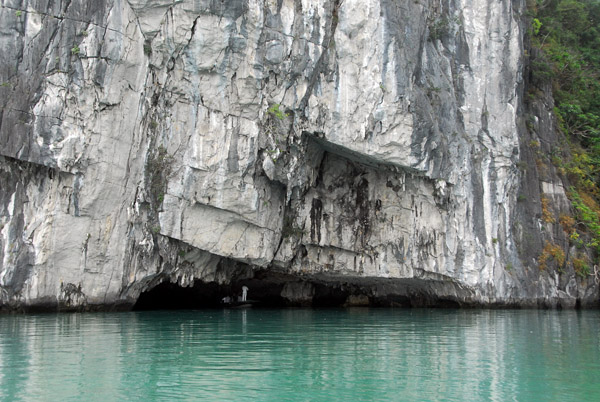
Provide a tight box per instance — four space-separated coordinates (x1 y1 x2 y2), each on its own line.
1 0 598 310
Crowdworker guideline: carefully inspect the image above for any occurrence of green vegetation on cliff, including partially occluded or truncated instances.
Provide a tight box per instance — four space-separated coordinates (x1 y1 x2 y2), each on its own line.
530 0 600 267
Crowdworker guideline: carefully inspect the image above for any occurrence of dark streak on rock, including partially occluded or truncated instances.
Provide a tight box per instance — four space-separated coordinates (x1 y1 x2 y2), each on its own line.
310 197 323 244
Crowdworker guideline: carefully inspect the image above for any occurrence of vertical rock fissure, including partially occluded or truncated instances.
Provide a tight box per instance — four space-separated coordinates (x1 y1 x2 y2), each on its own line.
298 0 340 111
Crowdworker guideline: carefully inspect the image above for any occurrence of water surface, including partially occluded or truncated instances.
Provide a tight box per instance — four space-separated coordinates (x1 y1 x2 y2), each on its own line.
1 309 598 401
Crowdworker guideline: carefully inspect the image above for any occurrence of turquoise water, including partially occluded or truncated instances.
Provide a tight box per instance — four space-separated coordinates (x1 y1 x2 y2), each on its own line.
0 309 599 401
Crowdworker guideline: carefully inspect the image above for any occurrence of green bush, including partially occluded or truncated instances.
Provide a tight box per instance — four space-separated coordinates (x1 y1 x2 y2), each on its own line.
529 0 600 265
532 18 542 35
267 104 288 120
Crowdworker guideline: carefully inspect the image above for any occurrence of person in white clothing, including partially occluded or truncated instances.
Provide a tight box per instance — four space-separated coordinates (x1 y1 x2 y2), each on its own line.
241 286 249 302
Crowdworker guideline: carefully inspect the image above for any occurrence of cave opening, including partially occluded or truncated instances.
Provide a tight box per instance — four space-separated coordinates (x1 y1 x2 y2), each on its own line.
132 270 464 310
132 271 380 310
133 280 286 311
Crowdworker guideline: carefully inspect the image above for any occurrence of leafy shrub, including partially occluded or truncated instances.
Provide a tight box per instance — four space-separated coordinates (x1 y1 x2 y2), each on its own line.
559 213 576 233
541 196 555 223
532 18 542 35
572 256 591 277
569 188 600 253
267 104 288 120
539 241 566 271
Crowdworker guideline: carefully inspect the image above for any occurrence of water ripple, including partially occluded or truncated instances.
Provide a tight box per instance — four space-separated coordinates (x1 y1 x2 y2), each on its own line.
1 309 599 401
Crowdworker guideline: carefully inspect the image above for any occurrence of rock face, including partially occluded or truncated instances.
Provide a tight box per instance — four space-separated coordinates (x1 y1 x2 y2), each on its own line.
1 0 598 310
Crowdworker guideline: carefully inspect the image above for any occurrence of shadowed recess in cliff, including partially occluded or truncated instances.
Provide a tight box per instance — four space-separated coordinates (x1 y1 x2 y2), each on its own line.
132 268 471 310
133 271 353 310
305 134 425 174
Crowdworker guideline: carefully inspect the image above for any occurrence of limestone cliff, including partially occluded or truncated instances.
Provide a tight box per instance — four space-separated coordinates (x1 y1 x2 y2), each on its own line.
1 0 598 310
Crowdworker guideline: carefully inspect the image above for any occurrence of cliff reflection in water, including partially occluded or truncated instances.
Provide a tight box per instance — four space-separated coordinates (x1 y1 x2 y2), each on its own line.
1 309 599 401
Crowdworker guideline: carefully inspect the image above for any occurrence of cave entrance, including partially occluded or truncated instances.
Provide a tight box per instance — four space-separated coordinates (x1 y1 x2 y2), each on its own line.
132 270 375 310
131 271 468 310
132 271 295 310
134 281 230 310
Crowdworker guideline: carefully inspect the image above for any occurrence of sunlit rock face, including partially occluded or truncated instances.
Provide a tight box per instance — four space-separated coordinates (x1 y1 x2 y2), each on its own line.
1 0 597 310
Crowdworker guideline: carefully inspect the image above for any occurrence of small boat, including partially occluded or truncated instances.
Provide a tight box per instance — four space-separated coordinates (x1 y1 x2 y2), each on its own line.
220 296 258 308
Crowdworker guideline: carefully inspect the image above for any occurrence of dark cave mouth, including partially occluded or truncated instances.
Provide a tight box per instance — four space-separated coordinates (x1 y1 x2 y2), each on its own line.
133 276 361 310
132 271 464 310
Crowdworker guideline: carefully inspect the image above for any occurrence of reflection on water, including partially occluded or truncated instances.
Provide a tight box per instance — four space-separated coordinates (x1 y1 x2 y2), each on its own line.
1 309 599 401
